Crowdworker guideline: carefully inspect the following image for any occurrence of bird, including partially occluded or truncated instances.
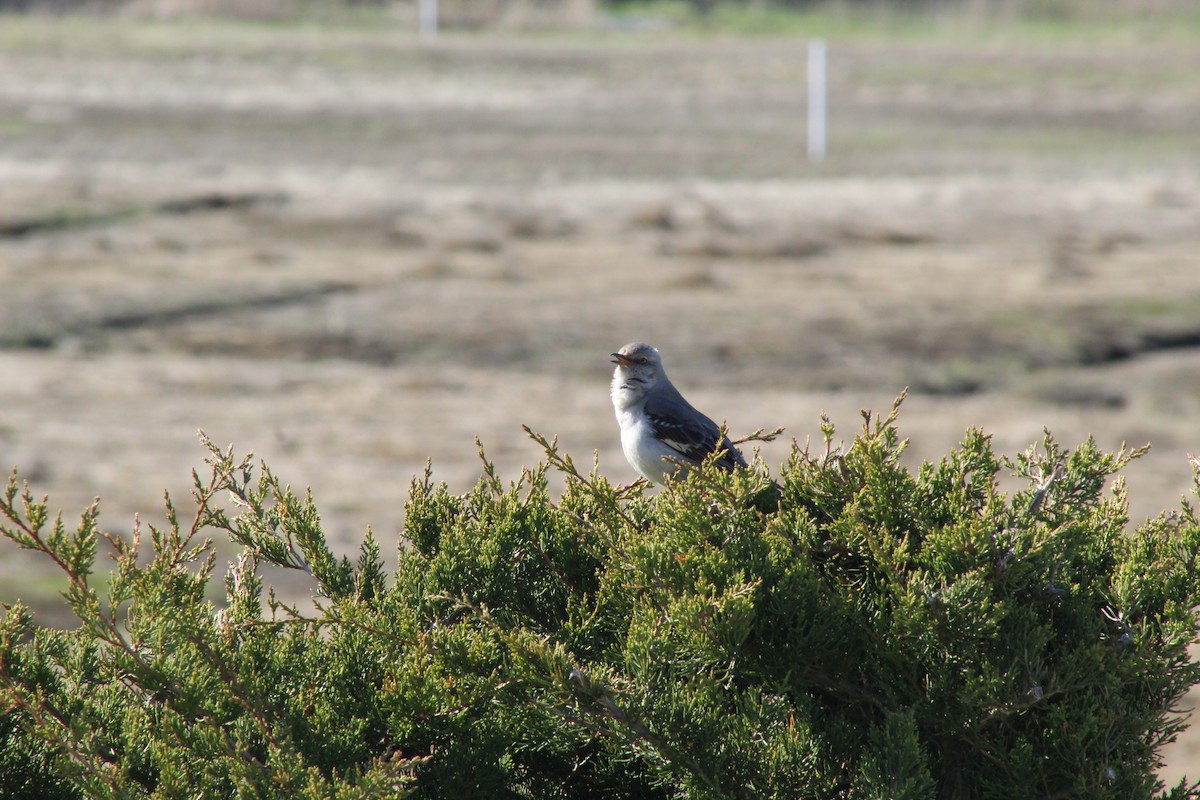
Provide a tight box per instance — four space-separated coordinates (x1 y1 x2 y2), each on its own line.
610 342 747 485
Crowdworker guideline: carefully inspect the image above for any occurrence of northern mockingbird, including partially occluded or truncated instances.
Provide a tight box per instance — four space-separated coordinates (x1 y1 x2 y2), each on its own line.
611 342 747 485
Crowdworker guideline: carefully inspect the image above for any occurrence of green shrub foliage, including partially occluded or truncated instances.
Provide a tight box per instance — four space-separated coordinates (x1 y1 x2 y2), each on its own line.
2 399 1199 799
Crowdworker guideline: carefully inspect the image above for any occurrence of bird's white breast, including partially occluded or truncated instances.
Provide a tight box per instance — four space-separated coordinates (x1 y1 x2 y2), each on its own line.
612 388 679 484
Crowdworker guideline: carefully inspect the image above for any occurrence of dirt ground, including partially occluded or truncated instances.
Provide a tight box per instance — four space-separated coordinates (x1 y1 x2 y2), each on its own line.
1 15 1199 784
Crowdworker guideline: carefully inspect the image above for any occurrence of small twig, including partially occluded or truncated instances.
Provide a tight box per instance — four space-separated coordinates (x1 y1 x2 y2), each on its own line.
731 425 786 446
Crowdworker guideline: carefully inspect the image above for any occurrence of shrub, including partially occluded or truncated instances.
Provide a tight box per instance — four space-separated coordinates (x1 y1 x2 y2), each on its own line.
1 398 1198 799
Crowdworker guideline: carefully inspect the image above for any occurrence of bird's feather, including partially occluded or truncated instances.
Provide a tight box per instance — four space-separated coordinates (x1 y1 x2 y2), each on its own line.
644 392 746 470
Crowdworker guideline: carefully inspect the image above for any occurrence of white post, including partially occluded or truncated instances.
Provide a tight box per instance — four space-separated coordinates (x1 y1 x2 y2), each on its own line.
420 0 438 42
807 38 827 163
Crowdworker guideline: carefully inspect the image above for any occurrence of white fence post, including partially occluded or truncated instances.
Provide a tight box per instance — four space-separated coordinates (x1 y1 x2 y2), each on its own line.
807 38 827 162
420 0 438 42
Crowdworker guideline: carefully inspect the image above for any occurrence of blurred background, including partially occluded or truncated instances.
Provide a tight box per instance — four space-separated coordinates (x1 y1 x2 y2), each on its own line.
1 0 1199 778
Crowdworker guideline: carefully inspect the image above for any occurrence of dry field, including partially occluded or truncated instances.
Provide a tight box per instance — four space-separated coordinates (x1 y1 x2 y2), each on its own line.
1 13 1199 782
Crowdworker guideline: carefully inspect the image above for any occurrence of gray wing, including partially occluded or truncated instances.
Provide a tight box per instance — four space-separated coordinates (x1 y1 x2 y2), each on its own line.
643 391 747 471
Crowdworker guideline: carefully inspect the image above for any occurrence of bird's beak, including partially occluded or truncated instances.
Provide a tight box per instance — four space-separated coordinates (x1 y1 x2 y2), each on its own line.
611 352 631 366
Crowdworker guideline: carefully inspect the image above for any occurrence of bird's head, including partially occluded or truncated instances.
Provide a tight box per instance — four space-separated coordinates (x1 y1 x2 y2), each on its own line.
611 342 663 386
